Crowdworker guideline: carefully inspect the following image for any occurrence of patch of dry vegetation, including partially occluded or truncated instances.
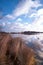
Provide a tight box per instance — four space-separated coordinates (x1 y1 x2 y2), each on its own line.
0 33 36 65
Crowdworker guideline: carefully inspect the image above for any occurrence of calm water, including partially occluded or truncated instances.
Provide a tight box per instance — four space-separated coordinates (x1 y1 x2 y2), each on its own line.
11 33 43 63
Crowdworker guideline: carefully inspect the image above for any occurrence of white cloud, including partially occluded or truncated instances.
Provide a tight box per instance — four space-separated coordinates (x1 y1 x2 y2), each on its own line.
1 0 43 32
13 0 41 17
34 9 43 31
37 9 43 16
10 22 23 29
16 18 22 22
9 21 32 32
27 8 43 32
6 14 14 19
2 22 6 26
30 13 37 18
2 8 43 32
6 0 41 19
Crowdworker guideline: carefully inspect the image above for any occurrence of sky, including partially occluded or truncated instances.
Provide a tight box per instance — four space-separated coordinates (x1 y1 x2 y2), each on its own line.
0 0 43 32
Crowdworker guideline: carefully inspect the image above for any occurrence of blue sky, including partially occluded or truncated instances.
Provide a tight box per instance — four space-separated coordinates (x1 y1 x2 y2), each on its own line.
0 0 43 32
0 0 21 16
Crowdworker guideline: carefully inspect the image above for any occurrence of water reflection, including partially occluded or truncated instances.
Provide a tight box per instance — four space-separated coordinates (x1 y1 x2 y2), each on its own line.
11 33 43 62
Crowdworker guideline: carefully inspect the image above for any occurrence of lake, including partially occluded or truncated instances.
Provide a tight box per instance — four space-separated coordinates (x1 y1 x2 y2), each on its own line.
11 33 43 64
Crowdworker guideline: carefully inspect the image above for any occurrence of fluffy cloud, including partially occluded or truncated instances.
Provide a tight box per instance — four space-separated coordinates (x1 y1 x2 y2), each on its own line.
1 0 43 32
13 0 41 17
6 14 14 20
37 9 43 16
6 0 41 19
30 8 43 32
2 22 6 26
16 18 22 22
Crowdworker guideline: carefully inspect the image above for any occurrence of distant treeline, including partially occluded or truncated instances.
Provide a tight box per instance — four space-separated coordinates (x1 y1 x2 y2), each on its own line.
0 31 43 35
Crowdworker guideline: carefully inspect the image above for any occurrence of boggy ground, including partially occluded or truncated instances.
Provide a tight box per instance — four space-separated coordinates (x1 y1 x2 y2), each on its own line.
0 33 36 65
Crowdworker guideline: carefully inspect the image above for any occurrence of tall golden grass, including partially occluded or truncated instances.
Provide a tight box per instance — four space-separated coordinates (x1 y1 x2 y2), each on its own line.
0 34 36 65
